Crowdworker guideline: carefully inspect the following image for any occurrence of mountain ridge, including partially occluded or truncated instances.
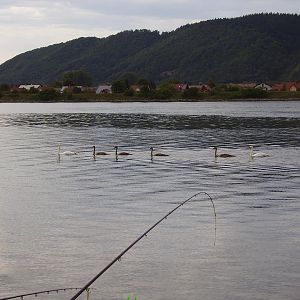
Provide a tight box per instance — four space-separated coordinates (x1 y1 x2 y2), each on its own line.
0 13 299 84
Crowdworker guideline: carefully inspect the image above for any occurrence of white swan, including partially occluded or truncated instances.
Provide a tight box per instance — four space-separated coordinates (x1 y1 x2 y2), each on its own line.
249 145 269 158
58 145 78 156
213 146 235 158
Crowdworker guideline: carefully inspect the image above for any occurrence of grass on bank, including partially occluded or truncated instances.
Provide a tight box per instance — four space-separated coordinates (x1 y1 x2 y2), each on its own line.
0 89 300 103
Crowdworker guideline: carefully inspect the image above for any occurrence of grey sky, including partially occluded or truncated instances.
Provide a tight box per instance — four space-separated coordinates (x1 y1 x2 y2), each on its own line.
0 0 299 64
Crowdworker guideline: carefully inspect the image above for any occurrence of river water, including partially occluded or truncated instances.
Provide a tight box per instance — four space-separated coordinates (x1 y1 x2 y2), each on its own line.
0 101 299 300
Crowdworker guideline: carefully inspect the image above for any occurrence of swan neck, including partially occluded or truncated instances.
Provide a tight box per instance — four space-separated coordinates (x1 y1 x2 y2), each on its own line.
249 147 253 157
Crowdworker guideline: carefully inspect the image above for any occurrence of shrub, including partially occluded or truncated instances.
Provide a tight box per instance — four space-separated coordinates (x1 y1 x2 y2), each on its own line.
241 88 269 98
138 85 153 98
112 80 129 93
0 83 9 91
182 87 200 99
73 86 82 93
154 85 177 99
62 70 92 86
124 88 135 96
37 89 59 101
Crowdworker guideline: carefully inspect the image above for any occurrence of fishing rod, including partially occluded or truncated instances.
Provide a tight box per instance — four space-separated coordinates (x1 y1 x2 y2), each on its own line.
70 191 216 300
0 288 88 300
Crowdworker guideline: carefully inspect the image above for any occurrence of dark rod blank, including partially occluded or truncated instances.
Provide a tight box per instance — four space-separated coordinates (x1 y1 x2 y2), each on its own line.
70 191 216 300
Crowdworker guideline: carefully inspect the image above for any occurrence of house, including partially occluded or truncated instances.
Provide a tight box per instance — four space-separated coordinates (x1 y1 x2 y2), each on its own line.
189 84 212 93
18 84 41 91
174 83 189 92
130 85 141 92
272 83 285 91
255 83 272 91
285 82 300 92
289 84 297 92
96 84 112 94
60 86 83 93
60 86 71 93
227 83 257 89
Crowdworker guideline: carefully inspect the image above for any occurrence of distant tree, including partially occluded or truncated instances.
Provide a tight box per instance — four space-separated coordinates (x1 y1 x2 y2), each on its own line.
124 88 135 96
168 79 181 84
207 80 216 88
139 85 153 98
62 70 92 86
118 72 140 86
132 77 156 98
154 84 177 99
149 80 156 90
111 80 127 93
37 89 59 101
136 78 149 86
73 86 82 93
51 81 63 88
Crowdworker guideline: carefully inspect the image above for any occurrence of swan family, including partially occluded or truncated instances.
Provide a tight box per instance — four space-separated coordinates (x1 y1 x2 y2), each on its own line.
57 145 270 160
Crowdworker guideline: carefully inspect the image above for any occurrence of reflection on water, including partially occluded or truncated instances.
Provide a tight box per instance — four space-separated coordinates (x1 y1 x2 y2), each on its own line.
0 102 299 300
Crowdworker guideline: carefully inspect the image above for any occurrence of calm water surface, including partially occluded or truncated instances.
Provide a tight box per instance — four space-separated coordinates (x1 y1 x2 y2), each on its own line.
0 102 299 300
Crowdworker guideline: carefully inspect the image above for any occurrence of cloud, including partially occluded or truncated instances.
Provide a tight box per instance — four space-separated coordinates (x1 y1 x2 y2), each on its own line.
0 0 299 64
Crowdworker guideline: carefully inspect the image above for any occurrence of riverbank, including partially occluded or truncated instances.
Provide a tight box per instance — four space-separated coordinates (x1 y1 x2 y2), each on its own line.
1 90 300 102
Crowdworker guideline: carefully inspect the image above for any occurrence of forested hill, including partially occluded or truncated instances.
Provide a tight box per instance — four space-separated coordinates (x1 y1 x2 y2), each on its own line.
0 13 299 84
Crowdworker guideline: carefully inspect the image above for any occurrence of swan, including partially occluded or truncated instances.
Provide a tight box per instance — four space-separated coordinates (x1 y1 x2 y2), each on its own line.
213 146 235 158
150 147 169 159
249 145 270 158
58 145 77 156
114 146 132 156
93 146 109 156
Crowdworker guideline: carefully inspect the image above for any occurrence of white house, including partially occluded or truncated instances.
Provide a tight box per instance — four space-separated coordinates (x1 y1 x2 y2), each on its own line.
19 84 41 91
255 83 272 91
96 84 112 94
60 86 83 93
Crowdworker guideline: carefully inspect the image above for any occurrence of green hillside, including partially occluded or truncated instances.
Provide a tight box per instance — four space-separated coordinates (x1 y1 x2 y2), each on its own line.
0 13 299 84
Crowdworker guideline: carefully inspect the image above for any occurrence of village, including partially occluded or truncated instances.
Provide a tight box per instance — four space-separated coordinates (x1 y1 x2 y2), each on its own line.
5 81 300 94
1 79 300 102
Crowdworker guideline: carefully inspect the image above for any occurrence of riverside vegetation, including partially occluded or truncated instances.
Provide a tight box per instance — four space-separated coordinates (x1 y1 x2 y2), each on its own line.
0 82 299 102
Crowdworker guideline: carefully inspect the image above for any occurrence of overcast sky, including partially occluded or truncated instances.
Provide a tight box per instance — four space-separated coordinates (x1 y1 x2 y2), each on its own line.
0 0 299 64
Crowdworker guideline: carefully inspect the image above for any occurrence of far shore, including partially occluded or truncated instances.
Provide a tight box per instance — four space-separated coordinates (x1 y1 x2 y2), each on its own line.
1 97 300 103
1 88 300 103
